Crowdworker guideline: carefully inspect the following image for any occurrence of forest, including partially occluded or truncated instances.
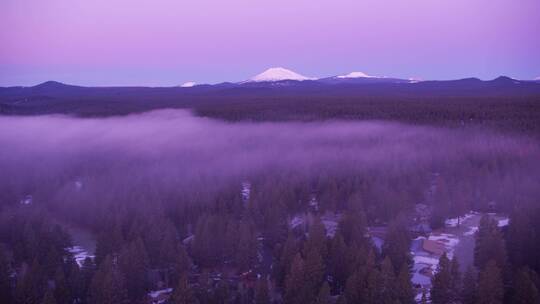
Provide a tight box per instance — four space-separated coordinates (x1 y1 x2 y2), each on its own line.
0 105 539 304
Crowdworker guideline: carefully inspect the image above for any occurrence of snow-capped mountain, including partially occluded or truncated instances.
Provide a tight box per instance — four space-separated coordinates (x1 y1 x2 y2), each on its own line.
336 71 377 79
180 81 196 87
248 67 315 82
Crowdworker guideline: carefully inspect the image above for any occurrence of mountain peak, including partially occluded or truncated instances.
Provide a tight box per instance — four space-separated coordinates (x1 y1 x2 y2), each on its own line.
249 67 314 82
337 71 376 79
34 80 69 88
180 81 196 88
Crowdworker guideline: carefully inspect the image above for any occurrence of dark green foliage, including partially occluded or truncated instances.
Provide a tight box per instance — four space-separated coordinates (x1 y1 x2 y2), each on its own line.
171 273 197 304
0 247 13 304
511 267 539 304
284 253 308 304
254 278 270 304
118 238 150 302
382 219 412 273
88 255 129 304
53 267 70 304
41 289 57 304
461 267 477 304
431 253 452 304
474 215 507 270
476 260 504 304
15 259 45 304
314 281 331 304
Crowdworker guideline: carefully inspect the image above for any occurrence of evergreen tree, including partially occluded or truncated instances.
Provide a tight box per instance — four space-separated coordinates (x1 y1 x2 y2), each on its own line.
53 267 70 304
171 273 197 304
382 219 412 273
0 247 13 304
304 217 328 259
474 215 506 270
378 256 398 304
328 231 349 291
88 255 129 304
235 222 257 271
284 253 307 304
314 281 331 304
41 289 57 304
254 278 270 304
476 260 504 304
276 233 298 288
15 259 45 304
449 256 461 303
511 267 539 304
79 257 97 302
461 266 477 304
338 207 368 247
118 238 150 302
397 263 414 304
431 253 452 304
303 247 324 300
94 224 123 266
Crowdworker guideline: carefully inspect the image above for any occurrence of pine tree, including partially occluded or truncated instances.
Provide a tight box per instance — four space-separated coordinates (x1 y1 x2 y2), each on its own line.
53 267 70 304
338 207 368 247
329 231 348 291
79 257 96 302
474 215 506 270
284 253 307 304
15 259 45 304
118 238 150 302
449 256 461 303
314 281 331 304
0 247 13 304
431 253 452 304
254 278 270 304
235 222 257 271
171 273 197 304
461 266 477 304
378 256 398 304
88 255 129 304
476 260 504 304
511 267 539 304
397 263 414 304
41 289 57 304
303 247 324 300
276 232 298 287
304 217 328 259
382 219 412 273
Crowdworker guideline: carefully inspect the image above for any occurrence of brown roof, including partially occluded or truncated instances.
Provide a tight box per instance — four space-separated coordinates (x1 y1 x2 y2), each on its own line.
422 239 446 256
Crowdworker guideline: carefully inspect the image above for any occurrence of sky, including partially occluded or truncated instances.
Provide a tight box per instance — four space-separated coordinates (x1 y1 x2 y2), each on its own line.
1 0 539 86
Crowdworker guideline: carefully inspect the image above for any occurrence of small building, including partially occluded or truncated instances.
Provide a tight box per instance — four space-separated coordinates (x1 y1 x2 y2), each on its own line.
422 239 445 256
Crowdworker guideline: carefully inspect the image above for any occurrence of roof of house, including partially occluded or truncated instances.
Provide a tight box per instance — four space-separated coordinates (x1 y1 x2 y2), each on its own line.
422 239 446 256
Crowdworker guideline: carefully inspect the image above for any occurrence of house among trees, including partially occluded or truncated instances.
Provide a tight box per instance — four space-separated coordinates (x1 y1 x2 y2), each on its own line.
422 239 446 256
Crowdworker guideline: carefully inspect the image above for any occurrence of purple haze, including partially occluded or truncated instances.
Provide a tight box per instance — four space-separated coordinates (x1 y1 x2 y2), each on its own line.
1 0 540 86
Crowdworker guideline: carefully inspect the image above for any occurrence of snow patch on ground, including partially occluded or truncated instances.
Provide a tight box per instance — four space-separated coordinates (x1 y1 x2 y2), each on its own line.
498 218 509 227
445 211 477 227
67 246 95 267
464 226 479 236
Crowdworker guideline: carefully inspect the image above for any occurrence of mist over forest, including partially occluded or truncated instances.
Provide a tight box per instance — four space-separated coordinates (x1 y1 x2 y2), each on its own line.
1 109 538 221
1 108 540 304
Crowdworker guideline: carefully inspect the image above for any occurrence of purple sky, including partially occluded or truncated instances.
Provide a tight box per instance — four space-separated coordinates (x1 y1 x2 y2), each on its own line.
1 0 539 86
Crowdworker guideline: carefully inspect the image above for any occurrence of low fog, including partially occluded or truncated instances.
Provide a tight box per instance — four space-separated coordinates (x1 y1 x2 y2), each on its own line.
0 109 539 223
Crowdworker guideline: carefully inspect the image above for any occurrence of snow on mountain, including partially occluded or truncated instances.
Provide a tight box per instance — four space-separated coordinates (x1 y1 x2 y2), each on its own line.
336 71 377 79
180 81 196 87
249 67 314 82
535 76 540 80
